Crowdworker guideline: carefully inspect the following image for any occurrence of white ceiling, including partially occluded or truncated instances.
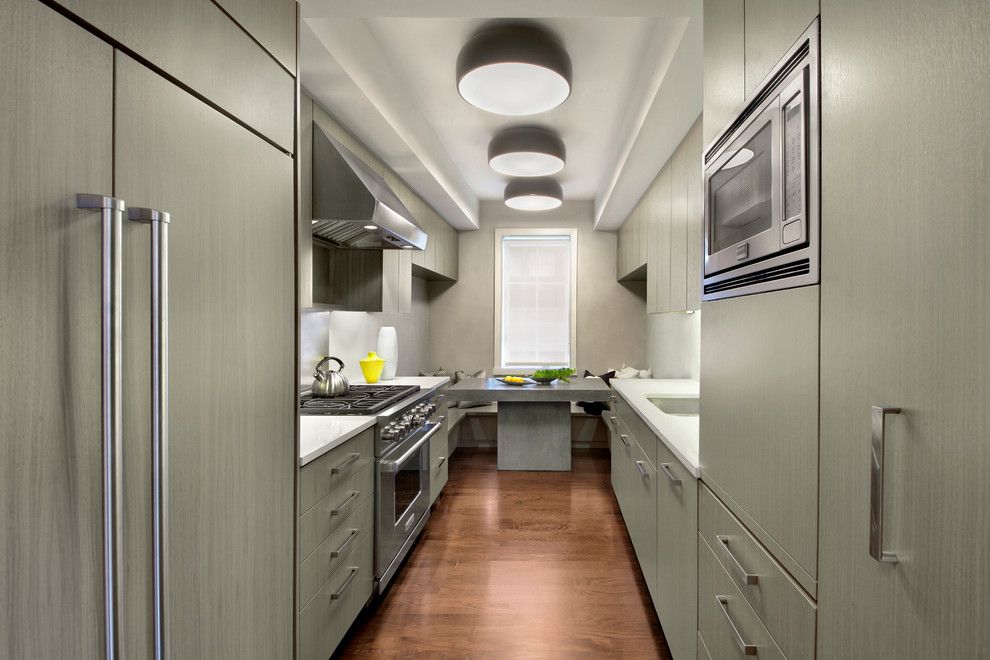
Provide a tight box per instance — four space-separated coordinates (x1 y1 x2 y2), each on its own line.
299 1 702 231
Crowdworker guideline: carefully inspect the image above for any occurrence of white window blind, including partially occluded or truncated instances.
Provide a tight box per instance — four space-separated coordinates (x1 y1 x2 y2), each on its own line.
497 232 575 369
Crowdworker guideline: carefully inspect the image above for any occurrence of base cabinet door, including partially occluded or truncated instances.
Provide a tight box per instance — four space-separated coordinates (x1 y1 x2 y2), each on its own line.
429 410 450 504
655 444 698 660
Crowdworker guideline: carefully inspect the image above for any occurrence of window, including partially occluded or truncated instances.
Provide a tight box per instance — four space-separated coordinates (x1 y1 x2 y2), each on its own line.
495 228 577 371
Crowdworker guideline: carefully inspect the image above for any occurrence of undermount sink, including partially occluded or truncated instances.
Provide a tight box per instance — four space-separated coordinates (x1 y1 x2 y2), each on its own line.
647 395 700 416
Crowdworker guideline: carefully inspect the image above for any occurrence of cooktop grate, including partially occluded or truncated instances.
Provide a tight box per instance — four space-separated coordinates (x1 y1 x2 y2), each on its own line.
300 384 420 415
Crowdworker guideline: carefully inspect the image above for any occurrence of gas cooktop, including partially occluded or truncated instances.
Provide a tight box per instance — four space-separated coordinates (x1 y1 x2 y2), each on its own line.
299 384 420 416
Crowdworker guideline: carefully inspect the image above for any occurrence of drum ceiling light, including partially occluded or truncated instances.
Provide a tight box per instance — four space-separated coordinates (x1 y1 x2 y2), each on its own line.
488 126 566 177
456 25 572 116
504 177 563 211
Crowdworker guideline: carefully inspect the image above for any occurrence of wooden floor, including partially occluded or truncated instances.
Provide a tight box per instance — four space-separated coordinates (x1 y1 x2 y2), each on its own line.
336 448 671 659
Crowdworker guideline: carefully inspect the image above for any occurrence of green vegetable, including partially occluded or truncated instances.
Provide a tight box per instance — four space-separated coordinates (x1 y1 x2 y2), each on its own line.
531 367 575 382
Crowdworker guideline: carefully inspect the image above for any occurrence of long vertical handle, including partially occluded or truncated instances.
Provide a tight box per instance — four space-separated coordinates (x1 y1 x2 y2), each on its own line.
129 207 171 659
870 405 901 564
77 194 126 660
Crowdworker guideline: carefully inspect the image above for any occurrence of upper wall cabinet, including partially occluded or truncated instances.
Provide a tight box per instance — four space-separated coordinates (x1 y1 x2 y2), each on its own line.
386 170 459 282
51 0 295 152
744 0 819 97
703 0 745 147
213 0 297 74
617 116 703 313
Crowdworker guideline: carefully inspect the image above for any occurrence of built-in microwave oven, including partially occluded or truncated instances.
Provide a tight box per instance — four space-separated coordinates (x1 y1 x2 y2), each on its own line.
703 19 820 300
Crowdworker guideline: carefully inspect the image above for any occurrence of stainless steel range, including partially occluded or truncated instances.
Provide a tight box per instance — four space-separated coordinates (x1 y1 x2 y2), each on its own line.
299 382 443 594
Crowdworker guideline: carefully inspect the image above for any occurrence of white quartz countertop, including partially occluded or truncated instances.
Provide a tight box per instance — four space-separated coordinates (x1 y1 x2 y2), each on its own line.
299 376 450 467
610 378 701 478
299 415 376 467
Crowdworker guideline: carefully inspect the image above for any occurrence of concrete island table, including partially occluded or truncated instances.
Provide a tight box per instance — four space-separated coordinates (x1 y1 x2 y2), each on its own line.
448 377 611 471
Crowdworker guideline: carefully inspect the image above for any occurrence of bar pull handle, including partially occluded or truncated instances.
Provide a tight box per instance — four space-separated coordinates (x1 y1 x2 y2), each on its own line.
619 434 633 448
634 460 650 478
128 206 171 660
436 456 446 469
870 405 902 563
715 596 759 655
77 194 126 660
331 452 360 475
660 463 682 486
330 567 359 600
715 535 759 585
331 490 360 517
330 529 359 558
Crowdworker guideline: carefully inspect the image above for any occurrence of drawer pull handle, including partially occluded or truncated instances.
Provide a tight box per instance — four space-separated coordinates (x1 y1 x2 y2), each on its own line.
436 456 446 469
715 595 758 656
634 460 650 478
660 463 681 486
619 434 633 448
330 567 359 601
870 406 902 563
331 529 359 558
715 535 759 585
330 491 359 517
331 452 361 475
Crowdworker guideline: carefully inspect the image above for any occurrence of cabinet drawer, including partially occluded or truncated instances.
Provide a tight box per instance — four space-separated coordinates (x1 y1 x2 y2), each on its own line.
612 395 658 468
298 460 374 560
699 532 785 660
656 440 698 660
298 496 373 611
299 427 375 514
699 484 816 660
297 533 374 660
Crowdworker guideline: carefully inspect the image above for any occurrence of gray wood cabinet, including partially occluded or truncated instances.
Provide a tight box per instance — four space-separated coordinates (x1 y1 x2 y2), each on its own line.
0 3 112 656
744 0 818 97
700 286 819 595
114 52 295 658
620 116 702 314
214 0 297 74
816 0 990 657
703 0 745 147
51 0 295 151
610 427 659 606
429 409 450 505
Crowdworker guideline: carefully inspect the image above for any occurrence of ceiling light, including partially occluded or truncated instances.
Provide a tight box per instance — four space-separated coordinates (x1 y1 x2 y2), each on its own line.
456 25 572 116
363 224 377 230
489 126 565 177
504 177 563 211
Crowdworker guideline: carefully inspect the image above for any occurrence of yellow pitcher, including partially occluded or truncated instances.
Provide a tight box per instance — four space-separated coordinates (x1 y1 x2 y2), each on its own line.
359 351 386 384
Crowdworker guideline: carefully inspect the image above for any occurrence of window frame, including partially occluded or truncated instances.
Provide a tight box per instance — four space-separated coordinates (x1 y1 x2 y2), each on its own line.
493 227 578 374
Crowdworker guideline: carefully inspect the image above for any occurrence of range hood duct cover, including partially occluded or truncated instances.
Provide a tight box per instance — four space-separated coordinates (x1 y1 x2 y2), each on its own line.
312 123 427 250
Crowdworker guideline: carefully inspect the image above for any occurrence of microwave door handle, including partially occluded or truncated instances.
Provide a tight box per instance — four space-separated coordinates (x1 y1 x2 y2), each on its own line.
128 206 171 660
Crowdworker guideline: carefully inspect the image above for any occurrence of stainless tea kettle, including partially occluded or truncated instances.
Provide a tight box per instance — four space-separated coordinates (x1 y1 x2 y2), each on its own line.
312 356 349 397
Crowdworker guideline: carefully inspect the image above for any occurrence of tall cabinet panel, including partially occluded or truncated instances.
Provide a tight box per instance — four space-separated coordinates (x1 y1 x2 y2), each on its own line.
0 2 112 656
743 0 819 97
817 0 990 657
115 53 295 659
214 0 297 73
702 0 745 147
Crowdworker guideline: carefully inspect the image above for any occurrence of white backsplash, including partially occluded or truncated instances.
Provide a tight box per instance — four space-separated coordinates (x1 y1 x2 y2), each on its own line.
647 310 701 380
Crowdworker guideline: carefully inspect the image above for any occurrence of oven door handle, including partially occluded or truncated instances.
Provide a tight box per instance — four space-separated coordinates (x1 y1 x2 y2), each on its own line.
380 423 440 473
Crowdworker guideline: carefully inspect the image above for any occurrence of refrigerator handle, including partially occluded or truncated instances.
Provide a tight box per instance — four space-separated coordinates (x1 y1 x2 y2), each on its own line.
76 194 126 660
129 207 171 660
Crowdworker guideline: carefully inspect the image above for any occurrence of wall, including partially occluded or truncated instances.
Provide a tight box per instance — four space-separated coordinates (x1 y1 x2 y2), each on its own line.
647 310 701 380
427 200 647 374
300 277 431 388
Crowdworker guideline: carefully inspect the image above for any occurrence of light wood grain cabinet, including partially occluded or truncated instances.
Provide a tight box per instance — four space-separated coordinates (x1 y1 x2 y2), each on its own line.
610 429 659 607
744 0 819 97
703 0 745 147
51 0 295 151
619 116 702 313
816 0 990 657
213 0 297 74
700 286 819 596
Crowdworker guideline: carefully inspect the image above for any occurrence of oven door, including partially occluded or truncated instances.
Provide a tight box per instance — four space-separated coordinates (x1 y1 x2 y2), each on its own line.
375 422 437 588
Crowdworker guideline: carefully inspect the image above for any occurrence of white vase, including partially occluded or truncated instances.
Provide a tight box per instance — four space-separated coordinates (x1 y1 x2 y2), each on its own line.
376 326 398 380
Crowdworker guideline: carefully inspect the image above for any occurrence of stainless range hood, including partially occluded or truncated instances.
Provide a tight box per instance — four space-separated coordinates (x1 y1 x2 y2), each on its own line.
312 123 427 250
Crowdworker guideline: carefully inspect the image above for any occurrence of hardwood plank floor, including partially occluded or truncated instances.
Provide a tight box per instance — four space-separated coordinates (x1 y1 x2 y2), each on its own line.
336 448 672 659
